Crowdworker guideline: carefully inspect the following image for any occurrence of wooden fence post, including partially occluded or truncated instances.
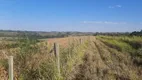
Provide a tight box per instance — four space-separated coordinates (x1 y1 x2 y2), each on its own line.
54 43 60 78
9 56 13 80
80 38 82 44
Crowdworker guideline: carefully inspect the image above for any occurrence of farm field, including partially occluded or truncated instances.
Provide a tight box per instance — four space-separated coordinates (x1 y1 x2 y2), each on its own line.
0 36 142 80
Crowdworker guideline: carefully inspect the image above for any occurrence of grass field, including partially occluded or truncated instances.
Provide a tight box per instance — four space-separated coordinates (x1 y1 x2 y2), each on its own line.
0 36 142 80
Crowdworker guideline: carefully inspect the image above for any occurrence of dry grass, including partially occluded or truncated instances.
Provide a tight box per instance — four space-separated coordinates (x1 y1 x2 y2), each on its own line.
0 36 142 80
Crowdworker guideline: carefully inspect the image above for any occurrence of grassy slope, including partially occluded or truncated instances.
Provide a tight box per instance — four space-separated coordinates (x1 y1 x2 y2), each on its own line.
0 36 142 80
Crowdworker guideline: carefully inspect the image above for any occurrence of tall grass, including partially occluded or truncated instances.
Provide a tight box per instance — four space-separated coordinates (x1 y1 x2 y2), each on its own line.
0 37 89 80
60 39 87 80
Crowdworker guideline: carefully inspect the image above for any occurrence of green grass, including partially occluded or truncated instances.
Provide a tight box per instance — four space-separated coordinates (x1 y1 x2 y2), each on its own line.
97 36 134 53
97 35 142 67
98 35 142 49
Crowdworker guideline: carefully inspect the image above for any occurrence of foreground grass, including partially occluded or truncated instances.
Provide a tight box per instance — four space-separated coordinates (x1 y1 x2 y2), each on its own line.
0 36 142 80
0 37 89 80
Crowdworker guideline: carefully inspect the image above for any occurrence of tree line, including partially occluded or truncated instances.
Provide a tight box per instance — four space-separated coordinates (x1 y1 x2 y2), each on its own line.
0 30 141 40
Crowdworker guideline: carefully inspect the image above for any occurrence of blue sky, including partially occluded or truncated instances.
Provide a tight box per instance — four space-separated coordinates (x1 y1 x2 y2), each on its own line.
0 0 142 32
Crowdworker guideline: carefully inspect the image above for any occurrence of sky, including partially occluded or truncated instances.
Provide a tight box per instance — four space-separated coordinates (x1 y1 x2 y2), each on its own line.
0 0 142 32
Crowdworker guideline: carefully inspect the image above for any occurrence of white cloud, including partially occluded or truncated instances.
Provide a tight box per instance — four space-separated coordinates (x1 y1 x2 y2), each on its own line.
116 5 122 8
83 21 103 24
104 21 118 24
109 5 122 8
83 21 126 24
109 6 114 8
